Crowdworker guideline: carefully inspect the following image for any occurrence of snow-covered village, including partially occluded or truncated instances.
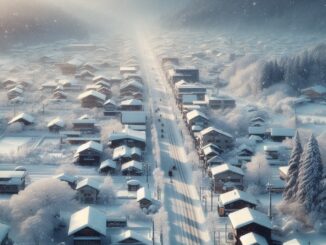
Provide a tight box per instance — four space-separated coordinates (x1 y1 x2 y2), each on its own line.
0 1 326 245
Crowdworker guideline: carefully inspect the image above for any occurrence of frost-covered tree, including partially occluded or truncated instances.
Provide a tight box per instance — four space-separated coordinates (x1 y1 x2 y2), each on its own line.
99 176 116 204
153 168 164 200
296 134 323 213
315 173 326 221
283 131 303 202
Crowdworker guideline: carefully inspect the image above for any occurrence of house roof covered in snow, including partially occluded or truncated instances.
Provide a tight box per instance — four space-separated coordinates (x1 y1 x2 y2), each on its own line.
0 171 26 185
108 128 146 143
121 160 143 172
248 126 266 135
239 232 268 245
121 111 147 125
8 113 34 124
219 189 257 206
76 178 100 191
54 173 77 184
75 141 103 154
283 239 303 245
104 99 117 106
301 85 326 94
120 99 143 106
114 230 150 245
136 187 151 202
207 155 224 164
186 109 208 122
228 207 272 230
0 223 9 242
78 90 106 101
270 128 295 137
47 117 65 128
112 146 142 160
68 206 106 236
199 126 233 139
99 159 117 170
210 163 244 177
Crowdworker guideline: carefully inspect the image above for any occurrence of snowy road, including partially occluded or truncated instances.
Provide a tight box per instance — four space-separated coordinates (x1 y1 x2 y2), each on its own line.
136 32 211 245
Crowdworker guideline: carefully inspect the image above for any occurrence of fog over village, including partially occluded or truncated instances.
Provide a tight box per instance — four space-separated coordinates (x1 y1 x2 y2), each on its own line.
0 1 326 245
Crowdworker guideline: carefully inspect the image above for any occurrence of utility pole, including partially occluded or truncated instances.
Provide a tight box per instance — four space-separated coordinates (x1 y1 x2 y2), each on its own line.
211 179 214 211
267 181 273 220
152 219 155 245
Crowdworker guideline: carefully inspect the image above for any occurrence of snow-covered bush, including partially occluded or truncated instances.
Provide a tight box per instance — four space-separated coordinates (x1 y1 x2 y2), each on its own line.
120 200 150 221
99 176 116 204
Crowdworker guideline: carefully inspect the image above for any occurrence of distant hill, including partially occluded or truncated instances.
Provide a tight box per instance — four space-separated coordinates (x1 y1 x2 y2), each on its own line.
0 1 87 48
169 0 326 32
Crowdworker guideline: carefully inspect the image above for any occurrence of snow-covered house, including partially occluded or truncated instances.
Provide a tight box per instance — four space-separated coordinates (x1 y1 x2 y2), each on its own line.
98 159 117 174
95 80 111 89
217 189 257 216
186 110 209 128
76 178 100 204
0 171 26 194
57 58 83 75
74 141 103 166
41 81 57 91
168 67 199 83
72 116 97 133
0 223 10 245
175 81 207 103
269 128 295 142
120 99 143 111
7 86 23 100
78 90 105 108
80 63 98 73
108 129 146 150
68 206 107 244
237 144 255 165
121 160 143 176
127 179 141 191
301 85 326 101
120 80 143 96
96 86 112 99
2 78 16 89
47 117 65 132
75 70 95 80
207 155 224 167
112 145 142 164
53 91 68 100
136 187 152 208
198 126 234 150
8 113 34 126
54 173 78 189
239 232 268 245
248 126 266 138
206 95 236 109
113 230 151 245
103 99 118 113
250 117 265 127
228 208 272 245
120 66 138 75
120 111 147 126
210 164 244 192
92 75 111 84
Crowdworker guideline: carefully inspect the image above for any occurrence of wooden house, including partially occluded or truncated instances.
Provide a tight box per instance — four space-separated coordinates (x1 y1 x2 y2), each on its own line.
103 99 118 113
78 90 105 108
108 129 146 150
237 144 254 165
92 76 111 84
68 206 107 245
186 110 209 128
74 141 103 166
112 145 142 164
98 159 117 175
106 216 127 228
210 164 244 192
76 178 100 204
47 117 65 132
7 87 23 100
217 189 257 216
72 116 97 133
0 171 26 194
120 80 143 96
121 160 143 176
8 113 34 126
127 179 141 191
96 86 111 98
75 70 95 80
301 85 326 101
248 126 266 138
53 91 68 100
120 99 143 111
198 126 234 150
206 95 236 109
228 208 272 245
57 58 83 75
136 187 152 208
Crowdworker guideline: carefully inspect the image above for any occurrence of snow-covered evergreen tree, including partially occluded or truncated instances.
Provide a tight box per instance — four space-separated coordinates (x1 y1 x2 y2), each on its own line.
296 134 323 213
283 131 302 202
315 173 326 221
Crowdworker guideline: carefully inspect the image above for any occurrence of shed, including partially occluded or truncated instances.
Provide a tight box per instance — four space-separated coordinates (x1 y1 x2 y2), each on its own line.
99 159 117 174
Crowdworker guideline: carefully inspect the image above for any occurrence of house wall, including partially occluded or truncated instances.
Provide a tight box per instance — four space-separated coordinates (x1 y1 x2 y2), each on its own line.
201 132 233 150
234 224 271 245
213 172 243 192
76 150 101 165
